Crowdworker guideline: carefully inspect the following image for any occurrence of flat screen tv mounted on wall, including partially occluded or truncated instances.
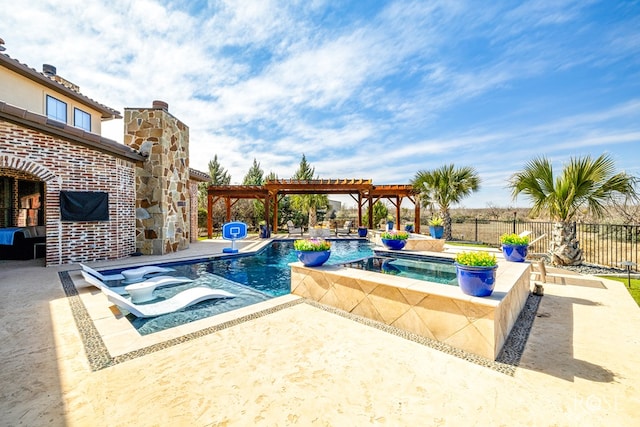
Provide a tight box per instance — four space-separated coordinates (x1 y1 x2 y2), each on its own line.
60 191 109 221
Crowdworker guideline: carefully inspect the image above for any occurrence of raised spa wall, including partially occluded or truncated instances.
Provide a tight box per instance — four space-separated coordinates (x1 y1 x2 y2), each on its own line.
291 256 531 360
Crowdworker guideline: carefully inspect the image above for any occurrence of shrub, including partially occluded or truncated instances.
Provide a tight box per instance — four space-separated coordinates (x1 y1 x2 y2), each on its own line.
428 216 444 226
455 251 497 267
380 230 410 240
500 233 530 246
293 238 331 251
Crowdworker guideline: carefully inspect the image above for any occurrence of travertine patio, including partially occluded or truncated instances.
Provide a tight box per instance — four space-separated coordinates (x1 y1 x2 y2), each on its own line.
1 238 639 426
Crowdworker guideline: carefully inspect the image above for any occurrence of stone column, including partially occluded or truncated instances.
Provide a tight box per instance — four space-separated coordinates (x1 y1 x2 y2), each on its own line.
124 101 190 255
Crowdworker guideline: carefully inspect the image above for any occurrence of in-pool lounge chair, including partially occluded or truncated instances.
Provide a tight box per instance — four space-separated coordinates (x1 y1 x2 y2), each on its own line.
98 281 235 318
287 220 304 236
82 271 235 317
80 263 175 282
81 271 193 302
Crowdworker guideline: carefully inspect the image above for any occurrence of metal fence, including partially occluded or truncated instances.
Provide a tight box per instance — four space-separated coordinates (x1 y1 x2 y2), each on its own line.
449 219 639 272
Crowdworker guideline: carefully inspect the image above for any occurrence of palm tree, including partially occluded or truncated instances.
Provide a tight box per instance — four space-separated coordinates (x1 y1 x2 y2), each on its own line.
412 164 480 239
509 154 638 265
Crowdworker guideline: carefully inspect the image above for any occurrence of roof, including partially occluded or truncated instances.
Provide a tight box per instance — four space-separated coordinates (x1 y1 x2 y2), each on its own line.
189 168 210 182
0 53 122 120
0 101 145 162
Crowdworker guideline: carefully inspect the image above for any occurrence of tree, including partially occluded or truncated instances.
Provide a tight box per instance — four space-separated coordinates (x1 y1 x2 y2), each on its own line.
241 159 266 226
242 158 264 185
208 155 231 185
198 154 232 209
509 154 638 265
412 164 480 240
363 202 388 228
290 154 328 226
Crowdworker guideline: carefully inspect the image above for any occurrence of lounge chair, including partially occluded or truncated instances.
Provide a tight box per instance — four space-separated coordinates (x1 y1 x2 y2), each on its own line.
80 263 126 281
99 283 235 318
80 263 174 283
336 220 353 235
287 220 304 236
81 271 194 303
121 265 175 282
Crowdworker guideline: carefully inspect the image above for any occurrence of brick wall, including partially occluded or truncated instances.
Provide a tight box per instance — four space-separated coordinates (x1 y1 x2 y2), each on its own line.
0 120 137 265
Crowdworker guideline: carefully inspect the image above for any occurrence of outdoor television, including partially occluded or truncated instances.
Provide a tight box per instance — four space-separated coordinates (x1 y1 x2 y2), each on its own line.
60 191 109 221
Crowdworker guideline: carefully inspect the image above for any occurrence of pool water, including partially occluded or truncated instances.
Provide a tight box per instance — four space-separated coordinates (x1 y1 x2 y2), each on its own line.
104 239 375 335
343 256 458 285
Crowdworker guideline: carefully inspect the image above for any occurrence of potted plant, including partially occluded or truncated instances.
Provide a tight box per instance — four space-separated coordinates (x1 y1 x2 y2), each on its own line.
404 223 414 233
454 251 498 297
386 215 395 231
357 226 368 238
428 216 444 239
500 233 530 262
293 238 331 266
379 230 409 250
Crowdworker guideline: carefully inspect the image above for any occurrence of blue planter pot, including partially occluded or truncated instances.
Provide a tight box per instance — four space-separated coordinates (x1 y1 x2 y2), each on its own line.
404 225 414 233
502 244 528 262
381 238 406 250
455 263 498 297
296 250 331 267
429 225 444 239
357 227 368 237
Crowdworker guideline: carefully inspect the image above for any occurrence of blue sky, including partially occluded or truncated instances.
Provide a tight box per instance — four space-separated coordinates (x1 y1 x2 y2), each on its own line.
3 0 639 208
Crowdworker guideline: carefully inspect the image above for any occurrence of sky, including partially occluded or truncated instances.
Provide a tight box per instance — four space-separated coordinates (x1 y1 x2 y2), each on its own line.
2 0 639 208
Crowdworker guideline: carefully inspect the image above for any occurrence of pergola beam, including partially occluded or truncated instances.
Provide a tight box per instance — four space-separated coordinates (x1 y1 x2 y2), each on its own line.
206 179 420 236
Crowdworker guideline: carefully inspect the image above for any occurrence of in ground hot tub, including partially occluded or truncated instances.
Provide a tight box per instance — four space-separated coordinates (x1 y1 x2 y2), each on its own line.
291 252 531 360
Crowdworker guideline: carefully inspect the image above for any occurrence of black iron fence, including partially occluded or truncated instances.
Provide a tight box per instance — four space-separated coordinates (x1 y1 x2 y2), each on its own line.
449 219 639 272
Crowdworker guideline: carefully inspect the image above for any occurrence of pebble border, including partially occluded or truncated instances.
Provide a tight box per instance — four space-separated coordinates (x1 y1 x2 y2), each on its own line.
59 270 540 374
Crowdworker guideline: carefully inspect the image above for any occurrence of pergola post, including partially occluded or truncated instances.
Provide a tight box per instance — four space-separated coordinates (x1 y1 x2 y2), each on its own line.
271 191 278 234
207 192 213 239
414 195 420 233
225 197 231 222
395 196 401 230
367 195 373 229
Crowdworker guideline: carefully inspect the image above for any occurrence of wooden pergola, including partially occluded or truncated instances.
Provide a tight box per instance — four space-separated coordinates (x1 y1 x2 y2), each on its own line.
206 178 420 238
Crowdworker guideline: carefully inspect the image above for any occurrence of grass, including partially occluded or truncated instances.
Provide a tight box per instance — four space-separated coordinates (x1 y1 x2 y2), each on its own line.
601 275 640 307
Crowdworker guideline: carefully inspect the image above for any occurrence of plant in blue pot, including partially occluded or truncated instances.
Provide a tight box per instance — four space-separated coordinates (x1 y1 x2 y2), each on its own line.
357 226 368 237
293 238 331 266
428 216 444 239
500 233 530 262
380 230 409 250
454 251 498 297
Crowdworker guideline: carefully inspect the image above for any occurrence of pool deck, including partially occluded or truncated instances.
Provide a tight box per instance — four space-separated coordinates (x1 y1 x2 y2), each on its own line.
1 237 640 426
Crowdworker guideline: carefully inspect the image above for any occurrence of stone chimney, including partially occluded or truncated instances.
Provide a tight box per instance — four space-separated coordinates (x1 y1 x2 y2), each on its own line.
123 101 190 255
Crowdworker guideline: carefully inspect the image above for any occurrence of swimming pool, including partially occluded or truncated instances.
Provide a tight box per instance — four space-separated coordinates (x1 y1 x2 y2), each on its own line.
103 239 375 335
343 256 457 285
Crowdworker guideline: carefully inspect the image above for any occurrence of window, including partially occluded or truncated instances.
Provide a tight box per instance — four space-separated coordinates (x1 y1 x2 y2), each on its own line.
74 108 91 131
46 95 67 122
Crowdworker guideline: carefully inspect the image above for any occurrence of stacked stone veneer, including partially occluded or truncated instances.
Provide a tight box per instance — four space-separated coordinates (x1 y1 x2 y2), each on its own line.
124 102 190 255
291 260 531 360
0 122 137 265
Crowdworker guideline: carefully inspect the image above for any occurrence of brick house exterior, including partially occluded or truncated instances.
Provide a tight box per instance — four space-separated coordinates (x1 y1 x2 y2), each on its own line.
1 53 207 266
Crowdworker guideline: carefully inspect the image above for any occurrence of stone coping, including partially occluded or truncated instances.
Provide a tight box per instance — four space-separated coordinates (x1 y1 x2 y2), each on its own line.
291 255 532 359
301 255 531 308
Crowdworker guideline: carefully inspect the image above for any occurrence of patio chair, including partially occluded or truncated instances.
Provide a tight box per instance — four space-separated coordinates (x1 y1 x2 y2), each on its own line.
336 220 353 235
287 220 304 236
94 279 235 318
80 271 194 302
